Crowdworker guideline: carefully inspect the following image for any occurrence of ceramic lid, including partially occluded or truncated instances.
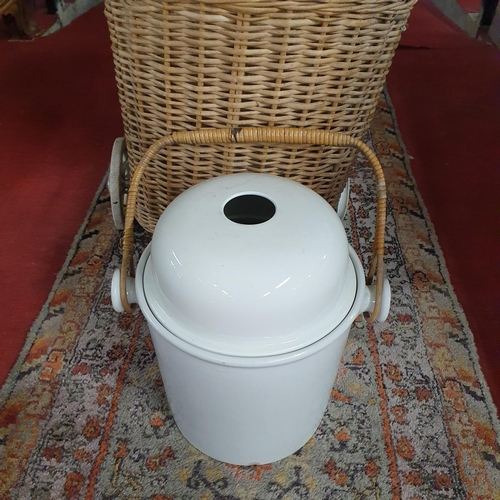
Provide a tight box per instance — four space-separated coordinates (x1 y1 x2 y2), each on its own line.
143 173 356 357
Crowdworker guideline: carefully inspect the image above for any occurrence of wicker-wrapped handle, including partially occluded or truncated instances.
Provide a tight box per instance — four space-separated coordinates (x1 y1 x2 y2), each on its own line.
119 127 387 322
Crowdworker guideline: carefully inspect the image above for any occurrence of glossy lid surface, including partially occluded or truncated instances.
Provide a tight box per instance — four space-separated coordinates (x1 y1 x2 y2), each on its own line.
145 173 356 356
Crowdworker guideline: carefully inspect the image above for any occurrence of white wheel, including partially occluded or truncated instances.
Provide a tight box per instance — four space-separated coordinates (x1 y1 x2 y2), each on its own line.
108 137 128 230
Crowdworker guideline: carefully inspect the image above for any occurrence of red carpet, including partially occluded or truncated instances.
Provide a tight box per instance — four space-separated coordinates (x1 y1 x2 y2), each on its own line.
0 6 123 383
1 1 499 408
398 0 481 48
387 0 500 407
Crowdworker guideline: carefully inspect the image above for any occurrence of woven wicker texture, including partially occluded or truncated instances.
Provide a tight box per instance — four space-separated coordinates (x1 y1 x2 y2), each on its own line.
105 0 416 233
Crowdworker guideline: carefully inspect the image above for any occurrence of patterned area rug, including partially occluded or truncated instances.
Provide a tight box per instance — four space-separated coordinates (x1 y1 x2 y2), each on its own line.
1 90 499 500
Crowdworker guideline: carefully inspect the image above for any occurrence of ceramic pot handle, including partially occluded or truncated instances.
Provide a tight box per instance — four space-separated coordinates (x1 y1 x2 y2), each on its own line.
111 269 137 313
361 278 391 323
117 127 387 322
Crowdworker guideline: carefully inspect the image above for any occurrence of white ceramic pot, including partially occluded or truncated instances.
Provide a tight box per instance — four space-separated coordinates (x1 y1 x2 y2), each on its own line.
111 173 390 465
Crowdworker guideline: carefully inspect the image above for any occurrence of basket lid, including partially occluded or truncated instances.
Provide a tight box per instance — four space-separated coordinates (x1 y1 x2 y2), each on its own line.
143 173 356 357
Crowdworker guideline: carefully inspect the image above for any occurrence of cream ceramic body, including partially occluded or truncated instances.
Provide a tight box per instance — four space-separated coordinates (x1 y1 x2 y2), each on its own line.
135 244 363 465
111 173 390 465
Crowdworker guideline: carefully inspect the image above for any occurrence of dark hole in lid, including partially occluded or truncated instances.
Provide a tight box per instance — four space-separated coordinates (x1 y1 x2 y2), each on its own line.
224 194 276 225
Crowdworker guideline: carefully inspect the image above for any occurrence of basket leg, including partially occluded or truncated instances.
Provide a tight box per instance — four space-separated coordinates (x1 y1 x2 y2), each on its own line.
336 179 350 220
108 137 128 230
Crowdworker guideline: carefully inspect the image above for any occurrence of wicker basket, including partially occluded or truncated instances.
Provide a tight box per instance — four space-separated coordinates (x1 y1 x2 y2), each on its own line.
105 0 416 233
